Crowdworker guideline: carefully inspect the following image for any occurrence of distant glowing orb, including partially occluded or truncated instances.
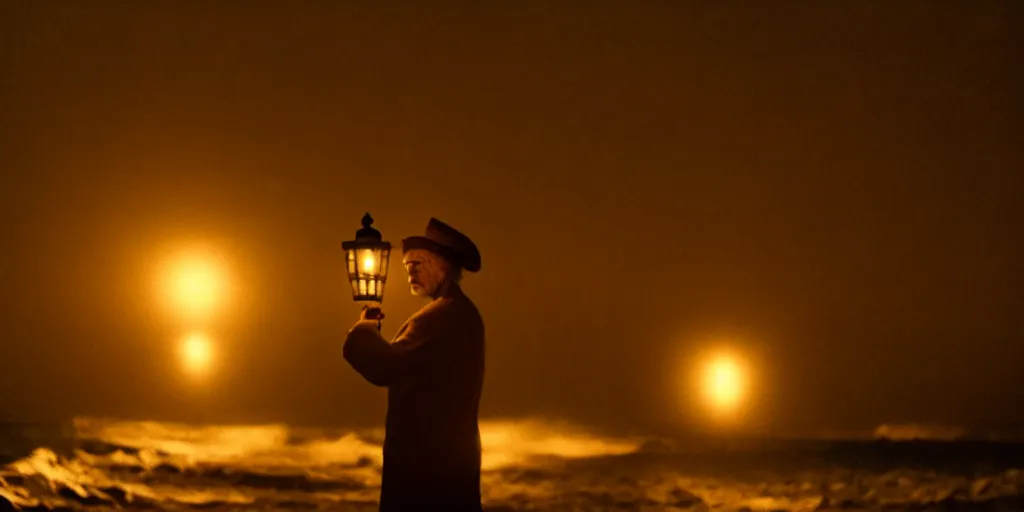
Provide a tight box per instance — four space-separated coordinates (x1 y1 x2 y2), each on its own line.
700 352 748 417
180 332 213 376
159 247 229 319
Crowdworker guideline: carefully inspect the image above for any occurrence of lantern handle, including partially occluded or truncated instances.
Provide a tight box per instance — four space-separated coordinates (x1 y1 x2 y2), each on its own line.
363 304 384 331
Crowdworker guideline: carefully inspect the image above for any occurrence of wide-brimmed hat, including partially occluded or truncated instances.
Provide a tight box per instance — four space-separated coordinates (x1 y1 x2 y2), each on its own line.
402 218 481 272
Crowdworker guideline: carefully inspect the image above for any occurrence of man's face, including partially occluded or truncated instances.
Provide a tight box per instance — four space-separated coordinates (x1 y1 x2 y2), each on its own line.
403 249 449 297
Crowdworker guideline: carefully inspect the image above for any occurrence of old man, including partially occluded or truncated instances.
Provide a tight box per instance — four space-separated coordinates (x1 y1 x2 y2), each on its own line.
343 217 485 511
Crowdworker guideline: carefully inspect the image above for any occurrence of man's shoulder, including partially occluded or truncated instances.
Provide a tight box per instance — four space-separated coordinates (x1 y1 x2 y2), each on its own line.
413 291 482 326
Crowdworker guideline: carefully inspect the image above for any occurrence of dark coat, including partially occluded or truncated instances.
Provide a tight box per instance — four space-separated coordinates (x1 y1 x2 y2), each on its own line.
343 285 485 511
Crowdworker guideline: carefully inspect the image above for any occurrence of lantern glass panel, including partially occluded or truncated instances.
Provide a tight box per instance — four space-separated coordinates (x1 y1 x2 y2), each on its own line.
353 247 390 282
380 248 391 278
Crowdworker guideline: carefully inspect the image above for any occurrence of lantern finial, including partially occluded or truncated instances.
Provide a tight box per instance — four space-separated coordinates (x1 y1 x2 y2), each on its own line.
355 212 382 241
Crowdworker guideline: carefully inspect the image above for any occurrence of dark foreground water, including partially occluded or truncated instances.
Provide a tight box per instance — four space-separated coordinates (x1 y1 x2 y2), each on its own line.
2 417 1024 511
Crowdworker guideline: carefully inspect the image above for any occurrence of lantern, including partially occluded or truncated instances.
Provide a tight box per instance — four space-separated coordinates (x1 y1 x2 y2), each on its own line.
341 212 392 303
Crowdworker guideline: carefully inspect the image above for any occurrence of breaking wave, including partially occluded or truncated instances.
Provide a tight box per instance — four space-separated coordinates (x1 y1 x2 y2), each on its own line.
2 417 1024 510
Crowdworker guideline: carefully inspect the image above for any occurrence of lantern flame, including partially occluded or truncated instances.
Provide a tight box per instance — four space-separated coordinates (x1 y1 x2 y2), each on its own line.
361 251 376 274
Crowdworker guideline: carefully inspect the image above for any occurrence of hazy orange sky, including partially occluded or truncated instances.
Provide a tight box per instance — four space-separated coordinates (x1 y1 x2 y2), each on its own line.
1 2 1021 435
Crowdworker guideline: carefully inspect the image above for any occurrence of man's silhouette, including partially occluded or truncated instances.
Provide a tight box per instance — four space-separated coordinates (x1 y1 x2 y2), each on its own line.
343 218 485 511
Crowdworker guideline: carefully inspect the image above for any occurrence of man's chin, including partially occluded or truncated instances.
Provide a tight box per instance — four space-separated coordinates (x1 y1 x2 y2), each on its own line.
409 285 427 296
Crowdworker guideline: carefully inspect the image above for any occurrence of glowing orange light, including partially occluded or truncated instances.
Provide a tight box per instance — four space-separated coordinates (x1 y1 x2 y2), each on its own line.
360 251 376 273
158 247 229 320
699 351 748 418
180 332 213 376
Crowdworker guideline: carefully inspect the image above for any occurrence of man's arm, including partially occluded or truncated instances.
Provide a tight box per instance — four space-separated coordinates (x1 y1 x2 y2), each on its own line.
342 312 441 387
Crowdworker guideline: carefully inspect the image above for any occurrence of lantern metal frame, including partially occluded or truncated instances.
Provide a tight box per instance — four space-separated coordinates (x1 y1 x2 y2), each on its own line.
341 212 392 303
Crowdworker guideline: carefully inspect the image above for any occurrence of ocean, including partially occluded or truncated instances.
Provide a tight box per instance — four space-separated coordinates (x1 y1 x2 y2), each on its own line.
2 417 1023 511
